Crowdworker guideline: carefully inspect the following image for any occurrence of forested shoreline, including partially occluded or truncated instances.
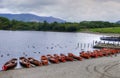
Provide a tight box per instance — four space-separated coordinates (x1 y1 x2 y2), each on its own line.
0 17 120 32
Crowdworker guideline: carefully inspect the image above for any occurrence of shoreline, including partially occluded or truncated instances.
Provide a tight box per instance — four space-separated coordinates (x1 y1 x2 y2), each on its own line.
0 30 120 36
0 54 120 78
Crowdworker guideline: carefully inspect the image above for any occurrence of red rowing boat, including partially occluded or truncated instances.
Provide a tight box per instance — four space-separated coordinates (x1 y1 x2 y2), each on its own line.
60 53 74 61
41 55 49 65
19 57 31 68
68 53 82 61
2 58 17 71
28 57 42 66
47 54 59 64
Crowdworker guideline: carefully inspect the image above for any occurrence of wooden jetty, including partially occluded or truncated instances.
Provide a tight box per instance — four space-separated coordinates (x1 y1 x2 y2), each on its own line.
100 36 120 41
93 43 120 49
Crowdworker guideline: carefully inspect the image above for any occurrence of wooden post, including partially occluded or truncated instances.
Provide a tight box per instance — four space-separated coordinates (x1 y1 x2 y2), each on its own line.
84 43 86 48
104 41 105 44
91 44 93 48
88 43 89 48
93 40 94 46
81 43 82 49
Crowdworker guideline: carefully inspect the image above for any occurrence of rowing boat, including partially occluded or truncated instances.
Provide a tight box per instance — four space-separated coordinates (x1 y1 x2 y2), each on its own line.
2 58 17 71
28 57 42 66
19 57 31 68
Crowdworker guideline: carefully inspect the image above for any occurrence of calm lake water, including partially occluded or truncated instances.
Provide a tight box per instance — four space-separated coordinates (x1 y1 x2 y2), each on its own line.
0 30 104 70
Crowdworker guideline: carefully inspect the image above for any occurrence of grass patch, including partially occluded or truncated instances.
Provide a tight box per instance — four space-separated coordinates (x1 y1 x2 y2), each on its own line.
89 27 120 33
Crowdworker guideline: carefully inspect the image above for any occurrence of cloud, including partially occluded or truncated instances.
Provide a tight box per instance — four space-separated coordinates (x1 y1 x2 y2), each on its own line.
1 0 61 8
0 0 120 22
0 0 62 14
95 0 120 3
0 0 4 8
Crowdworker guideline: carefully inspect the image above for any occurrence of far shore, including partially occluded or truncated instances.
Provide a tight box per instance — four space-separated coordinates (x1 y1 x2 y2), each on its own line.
0 30 120 36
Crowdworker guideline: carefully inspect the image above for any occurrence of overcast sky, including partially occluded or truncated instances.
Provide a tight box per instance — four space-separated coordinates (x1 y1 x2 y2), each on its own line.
0 0 120 22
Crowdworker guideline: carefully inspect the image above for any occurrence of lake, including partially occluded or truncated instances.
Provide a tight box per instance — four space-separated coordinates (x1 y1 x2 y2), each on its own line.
0 30 104 70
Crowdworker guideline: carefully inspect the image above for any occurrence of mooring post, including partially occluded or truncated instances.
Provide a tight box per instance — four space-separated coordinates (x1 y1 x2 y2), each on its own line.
93 40 94 46
84 43 86 48
113 41 114 45
91 44 93 48
88 43 89 48
81 43 82 49
104 41 105 44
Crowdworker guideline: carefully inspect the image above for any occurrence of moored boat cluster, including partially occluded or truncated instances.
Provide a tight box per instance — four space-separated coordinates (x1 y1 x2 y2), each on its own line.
2 48 120 71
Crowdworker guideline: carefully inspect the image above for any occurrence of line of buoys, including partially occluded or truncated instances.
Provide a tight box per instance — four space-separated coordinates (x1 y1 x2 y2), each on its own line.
0 54 11 58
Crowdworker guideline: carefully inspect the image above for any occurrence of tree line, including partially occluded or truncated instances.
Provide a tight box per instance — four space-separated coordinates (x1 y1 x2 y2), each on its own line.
0 17 120 32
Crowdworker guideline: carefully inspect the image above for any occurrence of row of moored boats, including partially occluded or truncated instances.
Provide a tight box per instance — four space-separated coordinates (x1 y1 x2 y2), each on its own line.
2 48 120 71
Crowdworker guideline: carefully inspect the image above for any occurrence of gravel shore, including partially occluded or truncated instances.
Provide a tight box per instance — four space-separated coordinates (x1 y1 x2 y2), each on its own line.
0 54 120 78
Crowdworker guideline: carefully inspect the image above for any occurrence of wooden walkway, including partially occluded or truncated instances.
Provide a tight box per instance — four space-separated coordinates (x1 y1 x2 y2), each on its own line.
93 43 120 49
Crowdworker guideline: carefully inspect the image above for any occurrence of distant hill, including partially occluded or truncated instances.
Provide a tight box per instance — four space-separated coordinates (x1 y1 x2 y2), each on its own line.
116 21 120 24
0 13 65 23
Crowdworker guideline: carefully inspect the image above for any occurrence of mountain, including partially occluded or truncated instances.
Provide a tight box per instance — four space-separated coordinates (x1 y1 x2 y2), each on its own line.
116 21 120 24
0 13 65 23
